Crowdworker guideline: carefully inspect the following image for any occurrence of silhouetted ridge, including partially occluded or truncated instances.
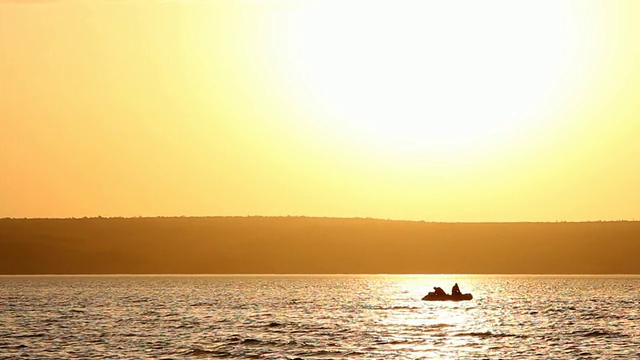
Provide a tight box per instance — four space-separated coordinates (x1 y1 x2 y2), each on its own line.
0 217 638 274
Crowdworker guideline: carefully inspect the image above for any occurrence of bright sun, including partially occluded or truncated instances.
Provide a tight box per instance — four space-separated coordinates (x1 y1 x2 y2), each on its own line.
274 0 589 159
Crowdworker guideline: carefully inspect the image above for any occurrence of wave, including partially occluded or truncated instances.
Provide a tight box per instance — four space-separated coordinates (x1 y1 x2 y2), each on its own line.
184 347 233 357
240 338 262 345
223 335 293 347
378 305 420 310
428 323 453 329
375 338 425 346
296 349 365 357
140 310 160 316
10 333 46 338
190 301 212 307
454 331 526 339
570 329 627 338
126 297 152 304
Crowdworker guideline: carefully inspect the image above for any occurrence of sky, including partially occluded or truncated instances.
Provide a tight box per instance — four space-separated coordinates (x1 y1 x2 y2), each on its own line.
1 0 639 222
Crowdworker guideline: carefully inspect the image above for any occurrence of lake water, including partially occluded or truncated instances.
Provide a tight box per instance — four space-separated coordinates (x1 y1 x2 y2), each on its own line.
0 275 638 359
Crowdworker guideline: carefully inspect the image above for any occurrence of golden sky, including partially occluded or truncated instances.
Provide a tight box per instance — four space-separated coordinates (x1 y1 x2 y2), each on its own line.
1 0 639 221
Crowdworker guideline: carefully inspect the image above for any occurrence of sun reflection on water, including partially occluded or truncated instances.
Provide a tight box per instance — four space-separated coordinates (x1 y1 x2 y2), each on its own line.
372 274 504 356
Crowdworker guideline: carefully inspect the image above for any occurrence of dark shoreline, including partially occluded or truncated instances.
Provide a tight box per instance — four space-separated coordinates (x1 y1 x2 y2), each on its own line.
2 217 639 275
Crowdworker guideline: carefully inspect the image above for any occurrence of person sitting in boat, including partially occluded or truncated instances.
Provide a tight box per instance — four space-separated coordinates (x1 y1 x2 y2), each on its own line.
452 283 462 296
433 286 446 296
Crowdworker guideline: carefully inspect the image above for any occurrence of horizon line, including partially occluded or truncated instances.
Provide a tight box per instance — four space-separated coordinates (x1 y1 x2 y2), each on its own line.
1 273 639 276
1 215 639 224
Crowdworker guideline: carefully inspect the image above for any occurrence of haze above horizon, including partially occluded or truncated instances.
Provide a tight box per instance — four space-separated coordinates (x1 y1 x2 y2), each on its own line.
2 0 639 222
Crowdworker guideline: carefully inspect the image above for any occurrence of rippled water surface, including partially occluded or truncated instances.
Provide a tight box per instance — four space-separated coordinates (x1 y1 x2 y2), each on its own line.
1 275 639 359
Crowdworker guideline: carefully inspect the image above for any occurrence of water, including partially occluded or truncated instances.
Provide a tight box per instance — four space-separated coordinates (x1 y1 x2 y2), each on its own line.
0 275 638 359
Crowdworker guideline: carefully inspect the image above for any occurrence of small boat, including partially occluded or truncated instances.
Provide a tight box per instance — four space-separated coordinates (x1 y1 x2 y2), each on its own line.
421 292 473 301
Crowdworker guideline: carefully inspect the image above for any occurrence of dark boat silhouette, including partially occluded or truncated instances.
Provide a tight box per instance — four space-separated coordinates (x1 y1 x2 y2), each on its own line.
421 292 473 301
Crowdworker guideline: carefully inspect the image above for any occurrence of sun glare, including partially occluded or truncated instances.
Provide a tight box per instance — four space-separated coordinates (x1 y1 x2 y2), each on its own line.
276 0 590 159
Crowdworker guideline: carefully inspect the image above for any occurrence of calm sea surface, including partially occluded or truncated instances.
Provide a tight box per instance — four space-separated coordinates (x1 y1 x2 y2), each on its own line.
0 275 638 359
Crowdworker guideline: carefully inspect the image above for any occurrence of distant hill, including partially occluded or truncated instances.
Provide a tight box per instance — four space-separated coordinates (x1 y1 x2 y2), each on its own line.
1 217 638 274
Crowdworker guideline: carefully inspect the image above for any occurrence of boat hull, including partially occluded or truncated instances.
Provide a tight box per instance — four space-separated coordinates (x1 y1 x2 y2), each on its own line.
421 293 473 301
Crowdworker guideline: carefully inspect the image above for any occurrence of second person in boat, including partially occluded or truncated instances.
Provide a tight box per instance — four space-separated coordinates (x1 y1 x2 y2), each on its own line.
452 283 461 296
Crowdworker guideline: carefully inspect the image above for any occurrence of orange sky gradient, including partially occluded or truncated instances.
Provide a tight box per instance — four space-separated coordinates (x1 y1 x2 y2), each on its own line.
1 0 640 222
